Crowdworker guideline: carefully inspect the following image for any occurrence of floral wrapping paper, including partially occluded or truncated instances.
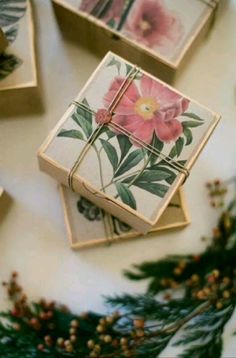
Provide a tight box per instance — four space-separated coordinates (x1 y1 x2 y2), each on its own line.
60 185 190 249
40 52 220 231
58 0 218 66
0 0 37 90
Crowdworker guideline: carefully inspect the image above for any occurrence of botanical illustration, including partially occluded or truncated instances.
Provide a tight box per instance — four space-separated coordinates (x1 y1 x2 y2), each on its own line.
0 0 27 81
58 57 205 212
77 193 182 239
79 0 183 54
77 196 131 236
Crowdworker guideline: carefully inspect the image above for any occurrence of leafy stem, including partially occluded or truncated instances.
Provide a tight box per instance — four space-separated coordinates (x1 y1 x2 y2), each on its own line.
93 143 105 193
100 150 150 201
126 150 152 189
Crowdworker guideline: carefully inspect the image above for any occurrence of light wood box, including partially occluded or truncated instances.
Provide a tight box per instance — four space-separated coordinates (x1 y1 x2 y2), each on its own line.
60 186 190 250
38 52 220 234
0 0 37 92
52 0 221 83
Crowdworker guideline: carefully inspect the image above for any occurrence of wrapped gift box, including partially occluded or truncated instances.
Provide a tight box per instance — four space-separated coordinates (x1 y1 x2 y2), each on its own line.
38 52 220 233
0 0 37 91
60 185 190 249
52 0 220 83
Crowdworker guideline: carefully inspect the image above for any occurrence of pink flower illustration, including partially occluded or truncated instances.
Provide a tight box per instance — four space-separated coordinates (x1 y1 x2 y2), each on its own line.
79 0 124 25
124 0 182 51
103 75 189 145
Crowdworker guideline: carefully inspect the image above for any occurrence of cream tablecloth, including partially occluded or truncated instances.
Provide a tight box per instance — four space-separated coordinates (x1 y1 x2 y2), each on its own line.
0 1 236 356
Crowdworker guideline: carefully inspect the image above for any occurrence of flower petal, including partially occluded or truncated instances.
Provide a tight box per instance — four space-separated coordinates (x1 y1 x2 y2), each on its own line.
124 0 182 51
161 98 190 120
140 75 185 109
132 120 155 145
104 76 140 115
155 118 183 143
112 114 144 132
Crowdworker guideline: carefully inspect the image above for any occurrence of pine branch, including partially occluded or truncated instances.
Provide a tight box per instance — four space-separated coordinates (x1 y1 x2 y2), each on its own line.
0 178 236 357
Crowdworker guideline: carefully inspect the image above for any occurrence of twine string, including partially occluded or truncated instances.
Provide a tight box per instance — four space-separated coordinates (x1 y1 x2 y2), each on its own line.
68 66 190 243
69 66 189 189
108 121 189 178
68 66 139 191
68 123 104 190
102 212 113 246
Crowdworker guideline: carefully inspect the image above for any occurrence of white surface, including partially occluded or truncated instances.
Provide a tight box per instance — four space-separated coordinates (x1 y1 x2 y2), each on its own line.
0 0 236 355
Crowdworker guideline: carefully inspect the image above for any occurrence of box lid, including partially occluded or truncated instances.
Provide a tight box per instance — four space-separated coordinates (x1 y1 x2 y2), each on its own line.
60 185 190 249
54 0 219 69
39 52 220 232
0 0 37 91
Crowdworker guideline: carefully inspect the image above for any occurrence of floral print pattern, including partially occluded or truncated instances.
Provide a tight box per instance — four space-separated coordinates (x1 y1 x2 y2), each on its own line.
79 0 124 27
58 57 205 211
79 0 183 54
104 74 189 145
124 0 182 51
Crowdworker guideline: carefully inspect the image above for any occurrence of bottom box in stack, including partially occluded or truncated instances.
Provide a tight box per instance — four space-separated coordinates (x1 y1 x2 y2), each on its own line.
59 186 190 250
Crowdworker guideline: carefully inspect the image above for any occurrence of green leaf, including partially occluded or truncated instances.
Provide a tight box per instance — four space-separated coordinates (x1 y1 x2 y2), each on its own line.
0 53 22 81
149 135 164 165
57 129 84 140
99 125 116 139
168 137 184 158
107 18 115 29
76 100 92 126
107 56 121 74
0 0 26 27
176 137 184 157
72 113 93 139
177 160 187 166
100 139 118 172
125 63 133 75
117 134 132 163
138 169 171 182
182 112 204 121
182 121 203 128
147 165 177 185
142 169 172 182
5 24 18 44
122 170 171 184
168 146 177 159
114 149 144 178
183 127 193 145
115 183 137 210
81 97 89 107
133 182 169 197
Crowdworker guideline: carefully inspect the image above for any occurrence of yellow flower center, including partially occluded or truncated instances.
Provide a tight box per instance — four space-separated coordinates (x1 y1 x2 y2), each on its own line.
139 20 151 32
134 97 159 120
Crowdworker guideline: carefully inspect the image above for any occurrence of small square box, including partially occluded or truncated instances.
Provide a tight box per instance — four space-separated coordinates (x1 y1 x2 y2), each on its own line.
52 0 220 83
38 52 220 233
60 186 190 249
0 0 37 92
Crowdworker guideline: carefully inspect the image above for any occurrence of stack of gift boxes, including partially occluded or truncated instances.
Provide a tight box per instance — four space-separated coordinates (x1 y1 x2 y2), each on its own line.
38 0 221 249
